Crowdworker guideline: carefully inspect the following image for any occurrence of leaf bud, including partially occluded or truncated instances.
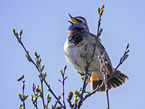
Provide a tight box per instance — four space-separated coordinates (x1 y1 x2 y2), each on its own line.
100 10 104 16
25 53 31 62
17 75 24 81
12 28 16 34
97 7 100 13
81 76 84 81
101 5 105 9
126 43 129 49
19 29 23 37
74 98 78 105
67 91 73 101
15 33 18 39
74 90 79 96
35 87 41 93
123 54 129 61
41 65 45 71
18 93 22 100
64 65 67 71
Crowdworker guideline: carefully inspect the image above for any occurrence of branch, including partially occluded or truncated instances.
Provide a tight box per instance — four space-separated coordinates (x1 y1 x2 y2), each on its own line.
76 5 105 109
17 75 28 109
115 43 130 71
98 53 110 109
59 65 68 109
13 29 63 107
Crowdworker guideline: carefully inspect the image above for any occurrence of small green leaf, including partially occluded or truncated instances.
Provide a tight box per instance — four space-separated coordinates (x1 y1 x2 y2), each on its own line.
60 70 64 76
74 90 79 96
23 94 28 100
126 43 129 49
74 98 78 105
126 49 130 54
101 5 105 9
19 106 24 109
81 76 84 81
36 95 39 99
123 54 129 61
41 65 45 71
97 7 100 13
38 54 40 58
25 94 28 99
43 72 47 79
35 57 41 64
58 96 61 99
100 10 104 16
15 33 18 39
19 104 23 108
32 83 35 88
25 53 31 62
64 76 68 80
18 93 22 99
64 65 67 71
99 28 103 36
34 51 38 57
19 29 23 37
12 28 15 34
47 93 50 99
30 94 34 100
48 97 52 103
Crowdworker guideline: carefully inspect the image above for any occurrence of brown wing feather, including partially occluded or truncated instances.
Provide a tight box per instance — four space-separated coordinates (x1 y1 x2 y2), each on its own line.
90 33 113 74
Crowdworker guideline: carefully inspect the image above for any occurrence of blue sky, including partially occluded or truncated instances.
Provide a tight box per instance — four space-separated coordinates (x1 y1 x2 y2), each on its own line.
1 0 145 109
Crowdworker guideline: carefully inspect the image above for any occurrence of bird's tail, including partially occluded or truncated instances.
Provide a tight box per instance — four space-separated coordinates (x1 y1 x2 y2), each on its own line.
91 68 128 92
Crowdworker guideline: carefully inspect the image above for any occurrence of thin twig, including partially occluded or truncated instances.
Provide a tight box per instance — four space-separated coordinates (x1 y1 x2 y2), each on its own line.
14 34 64 107
61 66 67 109
44 80 63 106
77 6 104 109
40 80 45 109
99 53 110 109
106 89 110 109
22 80 26 109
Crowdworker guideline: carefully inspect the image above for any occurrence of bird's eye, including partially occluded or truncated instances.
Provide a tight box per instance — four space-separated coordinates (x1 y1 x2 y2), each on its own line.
75 19 82 23
78 19 82 23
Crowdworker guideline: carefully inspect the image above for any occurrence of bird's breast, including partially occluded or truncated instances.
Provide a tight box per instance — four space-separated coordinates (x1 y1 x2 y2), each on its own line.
68 29 84 46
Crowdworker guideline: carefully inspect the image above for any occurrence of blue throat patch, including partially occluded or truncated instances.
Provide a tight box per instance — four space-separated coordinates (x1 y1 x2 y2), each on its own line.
68 23 84 45
68 23 83 30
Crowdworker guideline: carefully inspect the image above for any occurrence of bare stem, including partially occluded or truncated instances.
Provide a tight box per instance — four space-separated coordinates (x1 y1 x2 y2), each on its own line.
61 66 67 109
40 79 45 109
76 6 104 109
106 89 110 109
43 80 63 106
22 80 26 109
14 34 63 107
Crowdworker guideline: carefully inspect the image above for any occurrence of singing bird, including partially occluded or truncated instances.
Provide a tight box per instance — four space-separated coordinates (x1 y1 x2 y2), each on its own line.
64 14 128 92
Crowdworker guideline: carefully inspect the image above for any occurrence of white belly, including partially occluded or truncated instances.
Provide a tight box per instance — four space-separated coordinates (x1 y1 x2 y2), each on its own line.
64 39 102 78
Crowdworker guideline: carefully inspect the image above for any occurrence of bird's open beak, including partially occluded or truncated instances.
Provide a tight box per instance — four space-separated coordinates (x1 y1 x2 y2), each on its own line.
68 14 78 24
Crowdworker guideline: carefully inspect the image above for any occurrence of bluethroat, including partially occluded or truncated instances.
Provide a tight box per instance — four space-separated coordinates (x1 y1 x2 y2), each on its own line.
64 14 128 92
